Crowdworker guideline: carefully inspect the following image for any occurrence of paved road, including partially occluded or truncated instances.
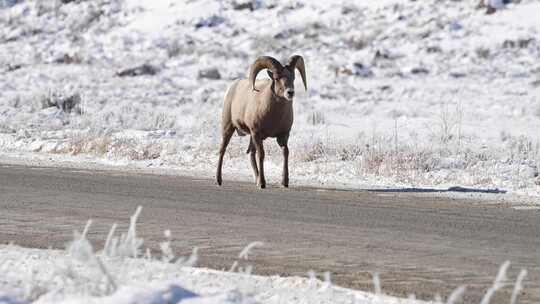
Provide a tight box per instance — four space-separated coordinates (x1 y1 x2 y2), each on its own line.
0 163 538 303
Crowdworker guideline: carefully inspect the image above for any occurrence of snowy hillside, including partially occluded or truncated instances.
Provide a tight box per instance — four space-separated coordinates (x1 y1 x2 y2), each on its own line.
0 0 539 195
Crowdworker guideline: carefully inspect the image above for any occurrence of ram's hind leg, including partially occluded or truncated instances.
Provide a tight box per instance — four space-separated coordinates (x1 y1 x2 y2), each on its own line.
251 133 266 189
216 125 235 186
247 139 259 182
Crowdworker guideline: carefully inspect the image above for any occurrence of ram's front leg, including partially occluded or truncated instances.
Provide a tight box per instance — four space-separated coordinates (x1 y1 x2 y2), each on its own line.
277 134 289 188
251 133 266 189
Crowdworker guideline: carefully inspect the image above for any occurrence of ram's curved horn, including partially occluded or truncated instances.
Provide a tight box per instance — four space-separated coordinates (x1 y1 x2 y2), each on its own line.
287 55 307 91
249 56 283 91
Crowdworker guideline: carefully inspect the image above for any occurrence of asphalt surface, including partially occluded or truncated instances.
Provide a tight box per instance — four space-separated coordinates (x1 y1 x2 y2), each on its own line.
0 163 539 303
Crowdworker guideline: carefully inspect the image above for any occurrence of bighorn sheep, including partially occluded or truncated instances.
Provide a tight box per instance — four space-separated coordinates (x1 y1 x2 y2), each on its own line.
216 55 307 188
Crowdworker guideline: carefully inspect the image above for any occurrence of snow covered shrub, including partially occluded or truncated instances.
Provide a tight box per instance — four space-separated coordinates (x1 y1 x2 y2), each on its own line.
296 140 327 162
166 38 196 58
150 111 177 130
67 130 112 156
359 143 438 179
507 135 539 162
106 138 162 160
41 91 83 114
344 35 369 50
306 111 326 126
475 47 491 60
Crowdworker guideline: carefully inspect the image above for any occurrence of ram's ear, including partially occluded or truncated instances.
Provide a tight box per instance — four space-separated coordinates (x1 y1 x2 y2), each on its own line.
267 70 273 79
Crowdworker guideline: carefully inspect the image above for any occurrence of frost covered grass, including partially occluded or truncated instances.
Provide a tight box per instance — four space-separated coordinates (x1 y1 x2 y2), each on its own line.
0 206 529 304
0 0 539 195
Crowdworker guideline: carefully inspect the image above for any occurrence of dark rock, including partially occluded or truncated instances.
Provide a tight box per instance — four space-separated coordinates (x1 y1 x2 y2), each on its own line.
426 46 442 53
116 64 159 77
198 68 221 80
341 5 358 15
375 50 390 60
419 31 431 39
6 64 23 72
279 2 304 11
60 0 86 4
449 72 467 78
195 15 225 29
273 28 301 39
373 49 402 61
410 67 429 75
54 53 83 64
232 1 256 11
353 62 374 78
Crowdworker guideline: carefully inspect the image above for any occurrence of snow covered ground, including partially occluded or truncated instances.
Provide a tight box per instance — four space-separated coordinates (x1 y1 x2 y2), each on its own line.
0 0 539 196
0 207 440 304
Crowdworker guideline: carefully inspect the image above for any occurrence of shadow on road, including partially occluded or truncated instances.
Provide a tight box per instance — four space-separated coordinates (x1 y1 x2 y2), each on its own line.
365 186 507 194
